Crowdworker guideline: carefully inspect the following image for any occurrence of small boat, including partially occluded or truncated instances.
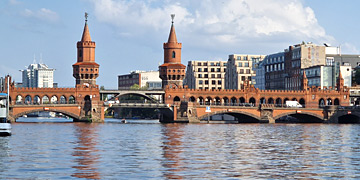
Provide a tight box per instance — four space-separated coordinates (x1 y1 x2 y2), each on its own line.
0 93 11 136
0 123 11 136
121 119 126 123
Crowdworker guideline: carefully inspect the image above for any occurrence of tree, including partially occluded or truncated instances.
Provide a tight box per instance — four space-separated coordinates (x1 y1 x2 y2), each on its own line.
130 84 140 90
100 86 105 90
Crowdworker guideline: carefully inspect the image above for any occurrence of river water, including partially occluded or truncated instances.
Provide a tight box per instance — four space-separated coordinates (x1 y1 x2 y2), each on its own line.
1 118 360 179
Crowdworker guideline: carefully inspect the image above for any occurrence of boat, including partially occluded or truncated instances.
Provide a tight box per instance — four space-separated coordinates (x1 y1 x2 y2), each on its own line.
0 93 11 136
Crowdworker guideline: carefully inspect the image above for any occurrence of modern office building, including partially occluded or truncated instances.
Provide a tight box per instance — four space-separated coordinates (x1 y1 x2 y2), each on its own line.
304 63 351 89
118 70 162 90
225 54 265 90
184 60 227 90
264 52 286 90
252 58 266 90
20 62 55 88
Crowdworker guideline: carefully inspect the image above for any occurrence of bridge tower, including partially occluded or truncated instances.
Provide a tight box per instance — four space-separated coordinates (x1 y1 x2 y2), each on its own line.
72 13 103 122
159 14 186 89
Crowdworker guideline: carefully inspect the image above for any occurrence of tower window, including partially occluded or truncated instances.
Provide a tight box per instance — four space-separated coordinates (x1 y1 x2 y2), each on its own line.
79 50 82 57
172 51 176 58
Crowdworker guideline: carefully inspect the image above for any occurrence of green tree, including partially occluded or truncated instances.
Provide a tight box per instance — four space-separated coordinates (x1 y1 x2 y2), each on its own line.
130 84 140 90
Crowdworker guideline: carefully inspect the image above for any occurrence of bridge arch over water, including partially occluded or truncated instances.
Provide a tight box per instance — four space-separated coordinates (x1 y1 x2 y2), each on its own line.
198 110 261 123
11 108 80 122
274 111 324 123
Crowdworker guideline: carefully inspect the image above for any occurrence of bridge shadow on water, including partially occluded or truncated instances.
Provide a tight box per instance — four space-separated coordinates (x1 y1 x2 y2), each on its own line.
201 112 360 124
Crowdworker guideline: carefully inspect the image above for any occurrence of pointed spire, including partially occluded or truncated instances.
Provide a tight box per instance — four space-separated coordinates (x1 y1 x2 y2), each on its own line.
81 12 92 42
302 70 307 79
339 69 343 80
167 14 177 43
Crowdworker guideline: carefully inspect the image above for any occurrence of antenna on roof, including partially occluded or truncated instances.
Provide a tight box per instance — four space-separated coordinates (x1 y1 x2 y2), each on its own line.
39 53 43 64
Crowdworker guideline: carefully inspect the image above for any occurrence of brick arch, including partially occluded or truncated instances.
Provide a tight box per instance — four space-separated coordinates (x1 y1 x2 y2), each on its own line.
11 108 80 121
273 111 323 121
198 110 261 121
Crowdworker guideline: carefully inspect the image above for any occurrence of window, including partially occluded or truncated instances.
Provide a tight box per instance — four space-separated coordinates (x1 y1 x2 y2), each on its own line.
198 68 202 72
204 68 208 72
205 74 208 78
211 74 215 78
246 69 250 74
218 80 222 85
211 68 215 72
237 56 241 60
197 62 202 66
241 76 245 81
217 68 220 72
210 62 215 66
204 63 208 66
199 80 203 84
240 69 244 74
248 76 252 81
79 50 82 57
198 74 202 78
244 62 249 67
238 62 242 67
244 56 248 60
172 51 176 58
217 74 221 78
212 80 216 85
205 80 209 85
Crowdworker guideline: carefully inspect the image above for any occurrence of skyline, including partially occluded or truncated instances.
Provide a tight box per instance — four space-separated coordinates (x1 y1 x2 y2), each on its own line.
1 0 360 88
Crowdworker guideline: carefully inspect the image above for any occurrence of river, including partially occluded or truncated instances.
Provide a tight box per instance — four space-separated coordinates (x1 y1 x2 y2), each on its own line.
0 117 360 179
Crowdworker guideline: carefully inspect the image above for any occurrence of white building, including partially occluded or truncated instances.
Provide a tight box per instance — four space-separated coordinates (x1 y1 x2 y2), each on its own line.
20 62 55 88
225 54 266 90
118 70 162 90
184 60 227 90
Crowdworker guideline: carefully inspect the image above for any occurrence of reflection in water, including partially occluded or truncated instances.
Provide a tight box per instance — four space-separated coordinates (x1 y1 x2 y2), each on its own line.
161 124 185 179
0 137 10 175
72 123 100 179
2 119 360 179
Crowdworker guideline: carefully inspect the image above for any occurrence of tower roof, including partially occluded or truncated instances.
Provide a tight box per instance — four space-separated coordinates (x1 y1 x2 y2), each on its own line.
302 70 307 79
81 23 92 42
81 13 92 42
339 69 343 79
167 16 177 43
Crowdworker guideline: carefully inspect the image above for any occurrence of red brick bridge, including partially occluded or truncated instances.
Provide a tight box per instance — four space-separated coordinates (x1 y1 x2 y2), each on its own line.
160 83 353 123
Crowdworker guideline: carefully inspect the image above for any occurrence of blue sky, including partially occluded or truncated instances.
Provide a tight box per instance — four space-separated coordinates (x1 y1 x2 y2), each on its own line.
1 0 360 88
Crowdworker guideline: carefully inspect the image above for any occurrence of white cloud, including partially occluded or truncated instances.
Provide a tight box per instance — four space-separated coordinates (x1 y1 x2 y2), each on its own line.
21 8 59 24
89 0 343 54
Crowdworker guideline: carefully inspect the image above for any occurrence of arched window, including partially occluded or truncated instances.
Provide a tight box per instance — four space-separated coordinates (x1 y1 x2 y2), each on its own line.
172 51 176 58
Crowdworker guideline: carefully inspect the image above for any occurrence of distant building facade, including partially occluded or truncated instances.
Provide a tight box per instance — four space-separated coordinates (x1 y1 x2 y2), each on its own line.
20 62 55 88
252 58 266 90
225 54 265 90
118 71 162 90
264 52 286 90
184 60 227 90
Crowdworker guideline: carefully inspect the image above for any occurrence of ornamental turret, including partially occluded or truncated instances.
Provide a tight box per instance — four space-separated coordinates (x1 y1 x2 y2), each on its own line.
73 12 100 86
159 14 186 89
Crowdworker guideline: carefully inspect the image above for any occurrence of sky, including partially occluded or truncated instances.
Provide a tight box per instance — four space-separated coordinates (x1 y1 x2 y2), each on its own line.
1 0 360 88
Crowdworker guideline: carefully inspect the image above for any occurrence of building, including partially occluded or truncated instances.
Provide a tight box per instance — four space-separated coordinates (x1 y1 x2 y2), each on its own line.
20 62 55 88
159 15 186 89
252 58 266 90
264 52 286 90
284 42 328 90
118 71 162 90
184 60 227 90
72 16 99 86
225 54 265 90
